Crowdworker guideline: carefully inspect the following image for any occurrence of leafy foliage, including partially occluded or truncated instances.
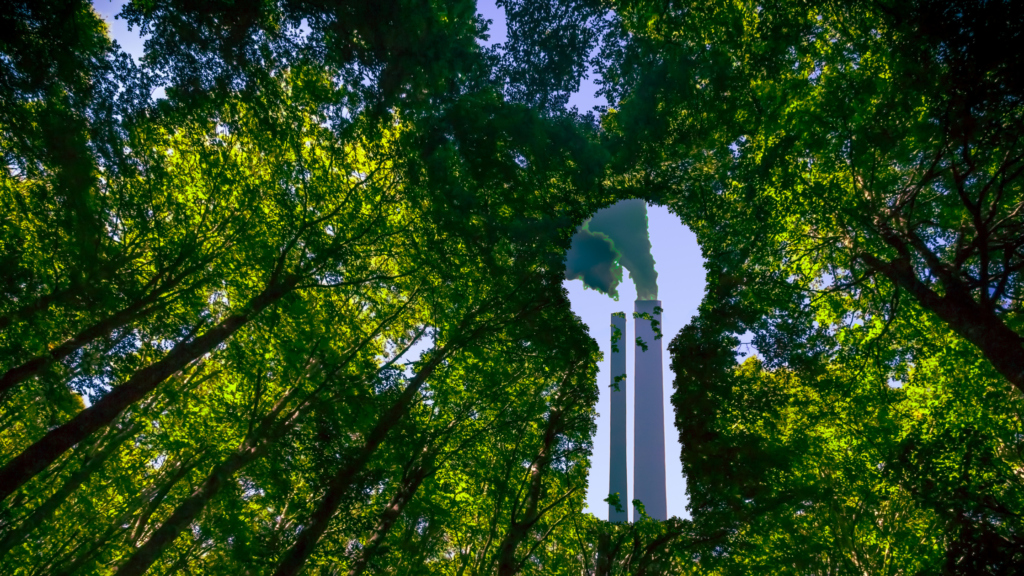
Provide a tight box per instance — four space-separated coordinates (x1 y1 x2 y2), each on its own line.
3 0 1024 574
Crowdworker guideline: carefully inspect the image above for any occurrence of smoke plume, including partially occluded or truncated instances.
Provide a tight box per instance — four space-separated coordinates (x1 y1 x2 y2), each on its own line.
564 199 659 300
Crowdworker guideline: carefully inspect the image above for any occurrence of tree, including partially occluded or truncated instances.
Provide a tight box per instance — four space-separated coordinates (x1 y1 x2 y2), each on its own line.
1 3 614 575
667 264 1024 574
358 312 599 576
0 77 417 500
600 0 1024 394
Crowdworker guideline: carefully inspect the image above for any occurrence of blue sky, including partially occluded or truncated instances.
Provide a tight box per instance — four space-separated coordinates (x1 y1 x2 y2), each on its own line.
92 0 709 522
92 1 143 59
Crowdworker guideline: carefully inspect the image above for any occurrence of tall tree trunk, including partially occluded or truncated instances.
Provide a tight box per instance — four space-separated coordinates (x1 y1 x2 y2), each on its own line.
347 458 432 576
0 420 140 557
0 258 209 395
128 455 203 545
494 408 564 576
595 531 613 576
0 278 295 503
270 352 447 576
106 294 419 575
47 477 181 576
1 296 159 394
0 285 79 332
861 253 1024 393
115 395 304 576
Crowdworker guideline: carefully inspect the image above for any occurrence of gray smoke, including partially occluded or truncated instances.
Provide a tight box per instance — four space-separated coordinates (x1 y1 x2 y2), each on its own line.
564 199 659 300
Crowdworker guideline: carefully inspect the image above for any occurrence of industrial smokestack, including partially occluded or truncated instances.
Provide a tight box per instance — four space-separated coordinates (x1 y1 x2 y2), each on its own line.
633 300 667 521
608 312 628 523
564 199 659 301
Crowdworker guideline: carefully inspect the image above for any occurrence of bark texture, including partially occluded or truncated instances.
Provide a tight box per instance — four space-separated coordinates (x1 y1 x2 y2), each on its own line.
0 421 139 556
347 459 431 576
862 252 1024 393
495 408 563 576
271 352 446 576
0 259 206 395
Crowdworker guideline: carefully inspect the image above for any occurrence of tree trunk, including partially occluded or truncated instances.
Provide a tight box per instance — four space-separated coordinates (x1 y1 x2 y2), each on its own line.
0 298 160 394
0 254 216 396
495 409 563 576
0 420 140 557
0 278 295 503
128 455 202 545
596 531 613 576
270 352 447 576
347 460 431 576
115 390 306 576
862 253 1024 394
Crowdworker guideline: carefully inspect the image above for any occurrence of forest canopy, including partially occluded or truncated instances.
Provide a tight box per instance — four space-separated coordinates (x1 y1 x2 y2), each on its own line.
0 0 1021 574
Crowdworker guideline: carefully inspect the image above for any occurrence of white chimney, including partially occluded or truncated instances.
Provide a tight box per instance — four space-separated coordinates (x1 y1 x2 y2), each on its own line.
608 312 628 523
633 300 667 521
